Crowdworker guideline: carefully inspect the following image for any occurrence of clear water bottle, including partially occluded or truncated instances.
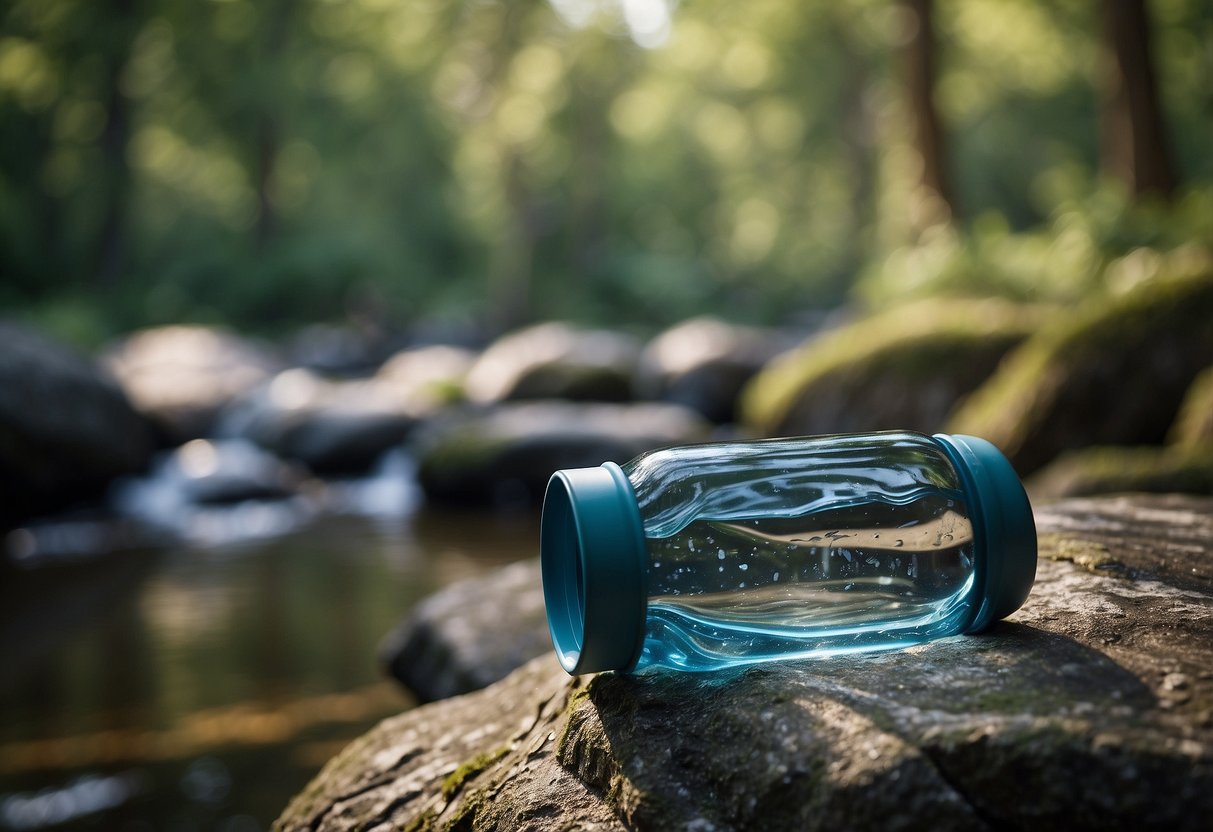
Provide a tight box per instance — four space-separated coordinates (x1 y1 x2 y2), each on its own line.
540 431 1036 674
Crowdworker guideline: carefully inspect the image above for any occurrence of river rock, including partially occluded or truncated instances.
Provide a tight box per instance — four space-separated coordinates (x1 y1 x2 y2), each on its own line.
950 265 1213 474
635 317 792 423
414 401 709 507
0 323 153 525
277 494 1213 832
379 558 548 702
740 299 1039 437
374 345 477 409
464 323 641 404
1029 444 1213 499
1170 366 1213 447
221 368 425 475
103 325 280 443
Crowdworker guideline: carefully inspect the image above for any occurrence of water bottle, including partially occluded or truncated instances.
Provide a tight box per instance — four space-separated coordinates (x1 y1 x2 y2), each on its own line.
540 431 1036 674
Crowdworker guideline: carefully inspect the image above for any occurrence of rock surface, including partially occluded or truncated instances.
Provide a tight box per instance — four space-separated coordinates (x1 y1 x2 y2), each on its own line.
635 317 792 423
415 401 709 507
464 323 641 404
740 299 1039 437
379 559 548 702
0 323 153 525
277 495 1213 831
950 266 1213 474
103 325 280 444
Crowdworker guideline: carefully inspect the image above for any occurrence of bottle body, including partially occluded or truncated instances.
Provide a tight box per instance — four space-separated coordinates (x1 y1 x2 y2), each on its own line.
627 432 977 672
540 431 1036 675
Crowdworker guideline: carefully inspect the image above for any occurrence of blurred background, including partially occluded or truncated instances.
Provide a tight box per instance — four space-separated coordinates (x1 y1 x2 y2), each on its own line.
2 0 1212 829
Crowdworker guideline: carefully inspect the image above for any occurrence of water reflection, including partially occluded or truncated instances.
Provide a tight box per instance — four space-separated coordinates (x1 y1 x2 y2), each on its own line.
0 509 538 830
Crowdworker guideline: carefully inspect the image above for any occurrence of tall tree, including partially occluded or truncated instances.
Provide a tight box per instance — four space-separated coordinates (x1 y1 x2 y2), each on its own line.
900 0 953 229
94 0 141 288
1099 0 1177 199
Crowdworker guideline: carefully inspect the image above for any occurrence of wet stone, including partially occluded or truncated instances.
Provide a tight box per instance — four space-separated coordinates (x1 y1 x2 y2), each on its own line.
378 559 549 703
277 495 1213 831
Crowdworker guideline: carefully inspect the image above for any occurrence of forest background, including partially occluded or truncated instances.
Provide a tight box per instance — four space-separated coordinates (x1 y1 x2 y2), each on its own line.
1 0 1210 345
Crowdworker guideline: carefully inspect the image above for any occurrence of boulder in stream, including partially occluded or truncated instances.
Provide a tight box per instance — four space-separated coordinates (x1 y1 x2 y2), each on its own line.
277 494 1213 831
103 325 280 444
464 323 641 404
414 401 709 507
0 323 153 525
221 368 425 475
379 558 548 703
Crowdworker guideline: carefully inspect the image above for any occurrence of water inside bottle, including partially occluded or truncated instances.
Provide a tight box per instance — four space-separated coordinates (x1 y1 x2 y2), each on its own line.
637 487 976 671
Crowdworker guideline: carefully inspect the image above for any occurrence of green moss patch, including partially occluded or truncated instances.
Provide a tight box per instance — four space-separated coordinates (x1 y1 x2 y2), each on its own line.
440 745 510 801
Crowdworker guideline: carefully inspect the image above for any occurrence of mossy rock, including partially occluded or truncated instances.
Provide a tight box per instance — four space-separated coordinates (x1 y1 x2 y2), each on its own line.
1169 366 1213 447
277 495 1213 832
1029 443 1213 500
950 266 1213 474
740 299 1041 437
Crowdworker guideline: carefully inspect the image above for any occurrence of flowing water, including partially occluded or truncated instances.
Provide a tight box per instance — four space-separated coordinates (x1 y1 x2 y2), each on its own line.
0 510 537 831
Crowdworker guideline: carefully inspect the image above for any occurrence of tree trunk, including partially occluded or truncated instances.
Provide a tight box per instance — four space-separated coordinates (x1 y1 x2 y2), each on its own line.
899 0 953 230
94 0 137 288
1099 0 1177 200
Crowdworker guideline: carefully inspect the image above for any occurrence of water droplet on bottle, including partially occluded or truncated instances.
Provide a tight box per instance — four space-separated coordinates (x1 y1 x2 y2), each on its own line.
738 563 748 571
772 571 780 581
717 549 726 560
894 540 903 547
654 561 661 569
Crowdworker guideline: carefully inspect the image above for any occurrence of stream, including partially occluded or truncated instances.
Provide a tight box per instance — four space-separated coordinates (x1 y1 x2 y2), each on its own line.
0 507 538 831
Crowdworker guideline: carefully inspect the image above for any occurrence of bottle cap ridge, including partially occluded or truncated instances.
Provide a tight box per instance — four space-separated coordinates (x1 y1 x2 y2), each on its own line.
541 462 647 675
932 433 1038 632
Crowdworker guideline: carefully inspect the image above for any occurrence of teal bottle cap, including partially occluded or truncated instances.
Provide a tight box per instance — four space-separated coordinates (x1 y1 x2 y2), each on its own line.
933 433 1037 632
541 462 647 674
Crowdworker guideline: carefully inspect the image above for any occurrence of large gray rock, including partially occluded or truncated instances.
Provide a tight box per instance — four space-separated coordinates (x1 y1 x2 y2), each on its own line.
464 323 641 404
379 559 548 702
414 401 709 507
221 368 426 475
0 323 153 525
635 317 792 423
277 495 1213 832
103 325 280 443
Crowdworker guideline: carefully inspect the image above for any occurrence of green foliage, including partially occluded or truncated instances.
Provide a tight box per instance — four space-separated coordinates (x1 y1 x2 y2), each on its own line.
1 0 1212 340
